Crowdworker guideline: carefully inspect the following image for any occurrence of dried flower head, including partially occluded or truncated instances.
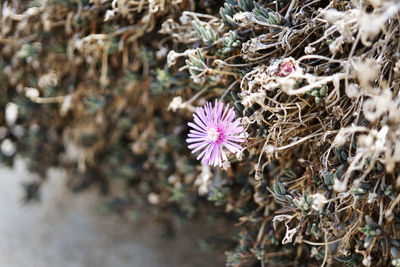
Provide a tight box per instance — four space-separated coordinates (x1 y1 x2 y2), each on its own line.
187 100 245 167
5 102 18 126
311 193 328 212
278 59 296 77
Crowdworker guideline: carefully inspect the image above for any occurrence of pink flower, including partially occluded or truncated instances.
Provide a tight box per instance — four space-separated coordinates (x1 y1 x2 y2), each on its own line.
187 100 245 167
277 59 296 77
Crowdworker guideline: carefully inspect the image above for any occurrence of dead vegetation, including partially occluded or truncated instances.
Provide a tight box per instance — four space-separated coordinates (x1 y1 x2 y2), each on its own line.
1 0 400 266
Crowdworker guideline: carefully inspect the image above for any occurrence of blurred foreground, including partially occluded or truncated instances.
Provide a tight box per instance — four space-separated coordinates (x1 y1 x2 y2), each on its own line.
0 159 223 267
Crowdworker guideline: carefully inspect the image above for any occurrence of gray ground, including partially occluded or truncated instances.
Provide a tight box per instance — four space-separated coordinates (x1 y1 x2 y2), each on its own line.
0 159 224 267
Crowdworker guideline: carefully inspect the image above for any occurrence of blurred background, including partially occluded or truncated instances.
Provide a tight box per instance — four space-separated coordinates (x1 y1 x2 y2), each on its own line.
0 1 235 266
0 158 224 267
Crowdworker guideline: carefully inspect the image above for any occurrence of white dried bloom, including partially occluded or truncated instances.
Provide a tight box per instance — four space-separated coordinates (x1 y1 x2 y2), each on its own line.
233 12 254 27
147 192 160 205
60 95 72 117
168 174 178 184
363 99 380 122
104 9 116 22
346 83 361 99
195 164 212 195
354 58 380 89
241 92 266 108
25 7 41 16
374 125 389 152
5 102 18 126
329 38 343 56
167 50 178 67
358 134 374 149
282 225 297 245
367 192 377 204
264 145 275 154
304 45 316 55
254 170 263 180
333 130 347 147
276 76 296 93
32 60 40 69
179 13 190 25
222 160 231 171
1 138 16 157
25 87 40 98
333 178 347 192
236 150 244 161
363 91 392 122
359 11 387 47
38 72 58 88
167 96 184 112
310 247 319 258
156 46 168 59
322 9 346 24
131 140 146 154
392 258 400 267
362 255 372 266
149 0 163 13
339 246 350 256
311 193 328 212
241 116 250 127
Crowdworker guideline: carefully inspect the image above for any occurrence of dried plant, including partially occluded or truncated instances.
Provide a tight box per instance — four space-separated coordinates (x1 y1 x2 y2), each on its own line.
2 0 400 266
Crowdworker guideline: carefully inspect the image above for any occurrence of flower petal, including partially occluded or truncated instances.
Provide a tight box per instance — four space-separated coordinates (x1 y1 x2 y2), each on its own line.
186 137 207 143
197 106 209 125
194 114 208 130
188 133 206 138
197 143 211 160
223 140 242 153
188 122 207 133
189 141 208 152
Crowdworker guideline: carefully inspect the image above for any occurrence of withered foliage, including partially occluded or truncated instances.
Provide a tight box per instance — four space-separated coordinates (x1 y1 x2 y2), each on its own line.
2 0 400 266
